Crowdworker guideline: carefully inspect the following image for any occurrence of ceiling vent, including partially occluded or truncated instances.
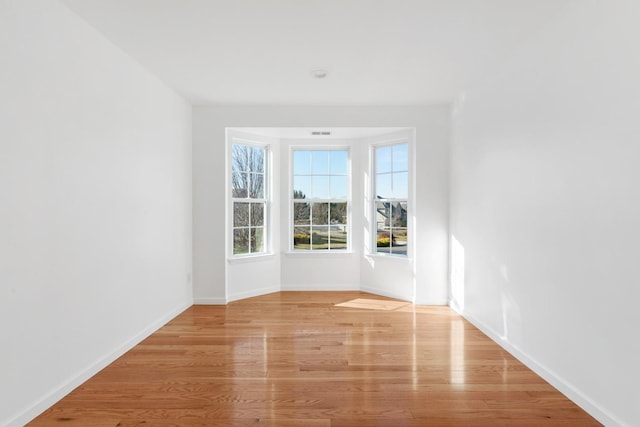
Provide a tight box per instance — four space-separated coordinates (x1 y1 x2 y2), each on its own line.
311 131 331 136
310 69 328 79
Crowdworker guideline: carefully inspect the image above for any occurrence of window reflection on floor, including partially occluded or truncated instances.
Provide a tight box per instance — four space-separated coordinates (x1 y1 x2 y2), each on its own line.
450 318 466 385
335 298 410 311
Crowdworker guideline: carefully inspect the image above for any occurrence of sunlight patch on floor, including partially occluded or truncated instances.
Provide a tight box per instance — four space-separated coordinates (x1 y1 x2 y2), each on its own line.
335 298 410 311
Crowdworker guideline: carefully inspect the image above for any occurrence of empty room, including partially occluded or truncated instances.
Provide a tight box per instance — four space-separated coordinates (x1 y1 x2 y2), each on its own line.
1 0 638 426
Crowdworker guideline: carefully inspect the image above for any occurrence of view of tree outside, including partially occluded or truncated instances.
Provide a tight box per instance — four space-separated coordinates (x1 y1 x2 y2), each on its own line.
232 143 266 255
375 143 408 255
292 149 349 250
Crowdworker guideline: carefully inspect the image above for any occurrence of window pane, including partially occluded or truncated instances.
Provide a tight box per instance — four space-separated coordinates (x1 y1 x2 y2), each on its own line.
293 151 311 175
233 203 250 227
330 202 347 224
392 172 408 199
233 228 249 255
312 203 329 225
251 203 264 226
311 151 329 174
232 172 248 198
293 176 311 199
330 176 348 199
376 173 392 199
392 144 408 172
251 228 264 253
375 201 391 231
329 227 348 250
249 172 264 199
391 201 408 228
251 146 265 173
312 176 330 199
330 150 348 175
376 230 391 253
376 146 392 174
311 226 329 249
232 144 249 173
391 228 408 255
234 144 265 174
293 226 311 249
293 202 311 225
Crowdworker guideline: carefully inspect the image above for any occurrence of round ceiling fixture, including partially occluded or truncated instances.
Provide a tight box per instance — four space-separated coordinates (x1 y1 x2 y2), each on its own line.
311 69 328 79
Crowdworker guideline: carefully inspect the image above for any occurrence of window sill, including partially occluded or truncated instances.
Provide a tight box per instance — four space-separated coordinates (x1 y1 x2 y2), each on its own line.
283 251 357 259
365 252 411 261
227 253 276 265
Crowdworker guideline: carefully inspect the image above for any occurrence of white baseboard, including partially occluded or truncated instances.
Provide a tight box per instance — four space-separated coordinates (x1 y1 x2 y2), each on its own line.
455 307 627 427
6 301 192 427
195 285 436 304
193 296 227 305
280 283 360 291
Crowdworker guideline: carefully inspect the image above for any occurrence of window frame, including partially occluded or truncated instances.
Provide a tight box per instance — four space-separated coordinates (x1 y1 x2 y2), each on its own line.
371 139 410 257
229 138 270 259
289 146 352 253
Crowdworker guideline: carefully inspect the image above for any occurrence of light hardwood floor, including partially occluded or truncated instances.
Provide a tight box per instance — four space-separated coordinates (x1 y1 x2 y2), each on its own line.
29 291 601 426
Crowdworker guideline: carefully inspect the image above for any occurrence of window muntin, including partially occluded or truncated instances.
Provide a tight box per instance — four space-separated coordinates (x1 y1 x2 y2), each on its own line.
232 143 267 256
374 143 408 256
292 149 349 251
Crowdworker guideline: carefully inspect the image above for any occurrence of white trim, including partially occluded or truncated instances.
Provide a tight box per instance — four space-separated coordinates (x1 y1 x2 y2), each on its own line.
282 251 357 258
365 253 412 261
280 283 360 291
193 297 228 305
227 253 276 264
453 306 627 427
7 302 191 427
365 129 415 146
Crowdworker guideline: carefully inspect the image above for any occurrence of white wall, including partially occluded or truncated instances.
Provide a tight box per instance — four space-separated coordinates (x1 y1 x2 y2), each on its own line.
450 1 640 426
193 107 450 304
0 1 193 426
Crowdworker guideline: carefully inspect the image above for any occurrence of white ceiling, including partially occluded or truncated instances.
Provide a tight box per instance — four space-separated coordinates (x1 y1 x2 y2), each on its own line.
60 0 569 106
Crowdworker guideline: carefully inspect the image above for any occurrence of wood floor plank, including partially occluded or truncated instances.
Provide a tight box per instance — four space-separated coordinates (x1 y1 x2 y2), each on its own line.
28 291 602 426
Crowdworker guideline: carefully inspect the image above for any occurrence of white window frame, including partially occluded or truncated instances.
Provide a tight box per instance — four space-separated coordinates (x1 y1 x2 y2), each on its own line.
228 137 270 259
371 138 410 257
289 146 352 253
